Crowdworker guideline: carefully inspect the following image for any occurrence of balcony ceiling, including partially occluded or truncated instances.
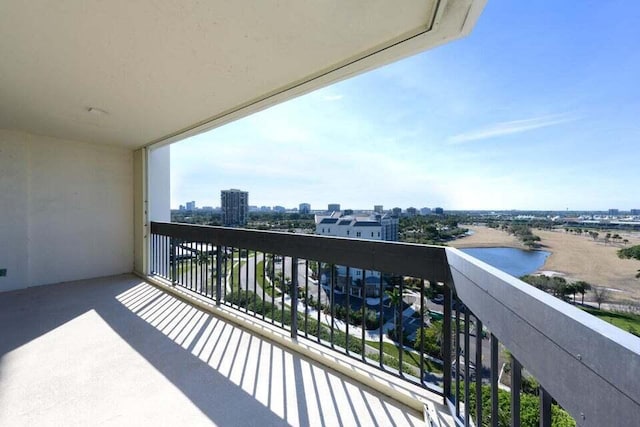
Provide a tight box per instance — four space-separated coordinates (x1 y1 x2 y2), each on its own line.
0 1 485 149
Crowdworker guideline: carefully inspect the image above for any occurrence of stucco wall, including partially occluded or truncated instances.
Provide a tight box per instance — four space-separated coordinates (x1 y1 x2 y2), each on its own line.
0 129 133 291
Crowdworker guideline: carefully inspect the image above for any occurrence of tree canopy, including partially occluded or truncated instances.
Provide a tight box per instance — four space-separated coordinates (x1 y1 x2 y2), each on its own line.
618 245 640 261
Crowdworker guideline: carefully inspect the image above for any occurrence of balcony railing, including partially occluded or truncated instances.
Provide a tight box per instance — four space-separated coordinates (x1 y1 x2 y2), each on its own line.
150 221 640 426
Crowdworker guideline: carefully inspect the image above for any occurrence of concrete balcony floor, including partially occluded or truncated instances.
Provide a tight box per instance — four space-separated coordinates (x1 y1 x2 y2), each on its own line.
0 274 429 426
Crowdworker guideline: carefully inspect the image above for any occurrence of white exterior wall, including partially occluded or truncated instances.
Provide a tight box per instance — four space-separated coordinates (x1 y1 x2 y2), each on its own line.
316 218 382 240
0 129 133 291
148 145 171 222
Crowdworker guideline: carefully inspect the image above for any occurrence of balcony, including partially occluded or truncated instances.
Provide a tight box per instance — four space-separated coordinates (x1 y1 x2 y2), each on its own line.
0 274 433 426
2 222 638 426
144 221 640 426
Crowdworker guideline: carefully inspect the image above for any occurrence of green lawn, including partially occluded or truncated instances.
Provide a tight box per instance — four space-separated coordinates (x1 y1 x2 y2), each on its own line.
256 260 281 297
581 307 640 336
366 340 442 373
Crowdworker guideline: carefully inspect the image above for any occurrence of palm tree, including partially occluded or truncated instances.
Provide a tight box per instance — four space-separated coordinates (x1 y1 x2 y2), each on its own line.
385 287 403 340
574 281 591 305
196 251 211 293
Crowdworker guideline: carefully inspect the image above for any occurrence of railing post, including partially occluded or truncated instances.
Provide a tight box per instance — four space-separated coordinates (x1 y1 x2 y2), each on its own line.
539 386 552 427
215 245 222 305
511 355 522 427
171 238 177 286
291 257 299 339
475 318 483 426
443 281 453 404
491 334 499 427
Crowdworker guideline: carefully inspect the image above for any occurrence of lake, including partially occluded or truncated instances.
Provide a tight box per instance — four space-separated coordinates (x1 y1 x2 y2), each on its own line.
460 247 550 278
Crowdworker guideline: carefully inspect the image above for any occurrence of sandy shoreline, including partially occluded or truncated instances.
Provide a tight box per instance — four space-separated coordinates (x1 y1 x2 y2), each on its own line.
450 225 640 302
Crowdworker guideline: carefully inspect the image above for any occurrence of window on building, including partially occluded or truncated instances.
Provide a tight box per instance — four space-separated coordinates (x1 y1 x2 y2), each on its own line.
322 228 324 233
347 230 350 235
356 231 361 237
328 228 331 233
377 232 380 237
371 232 374 237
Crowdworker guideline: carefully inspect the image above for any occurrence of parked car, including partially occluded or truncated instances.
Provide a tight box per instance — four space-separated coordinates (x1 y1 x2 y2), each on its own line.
431 294 444 304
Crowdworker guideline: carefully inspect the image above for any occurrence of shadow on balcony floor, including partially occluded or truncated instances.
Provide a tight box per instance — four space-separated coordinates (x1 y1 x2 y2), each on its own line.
0 274 423 426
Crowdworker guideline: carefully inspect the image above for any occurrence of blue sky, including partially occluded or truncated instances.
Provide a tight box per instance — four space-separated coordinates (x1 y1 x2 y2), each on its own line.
171 1 640 211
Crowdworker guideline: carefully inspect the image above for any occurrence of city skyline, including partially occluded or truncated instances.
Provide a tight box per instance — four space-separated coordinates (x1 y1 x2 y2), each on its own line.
171 2 640 211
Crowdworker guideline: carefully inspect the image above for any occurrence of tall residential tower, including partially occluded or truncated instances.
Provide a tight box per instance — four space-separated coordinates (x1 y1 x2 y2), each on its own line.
221 189 248 226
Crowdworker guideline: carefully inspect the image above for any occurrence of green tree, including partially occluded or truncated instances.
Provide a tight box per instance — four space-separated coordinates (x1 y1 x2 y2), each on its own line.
618 245 640 260
573 281 592 305
386 287 403 339
413 320 443 358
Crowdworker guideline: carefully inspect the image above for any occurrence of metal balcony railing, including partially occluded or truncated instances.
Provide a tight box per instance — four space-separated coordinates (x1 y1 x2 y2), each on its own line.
150 222 640 427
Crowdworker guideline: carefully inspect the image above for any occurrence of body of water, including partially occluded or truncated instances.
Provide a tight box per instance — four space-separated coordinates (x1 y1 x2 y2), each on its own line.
460 247 550 278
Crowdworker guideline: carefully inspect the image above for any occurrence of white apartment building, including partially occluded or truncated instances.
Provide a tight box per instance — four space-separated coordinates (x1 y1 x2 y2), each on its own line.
315 212 398 241
315 212 399 297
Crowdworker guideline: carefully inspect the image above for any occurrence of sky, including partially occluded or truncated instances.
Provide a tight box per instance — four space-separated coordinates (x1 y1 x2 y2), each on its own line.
171 1 640 211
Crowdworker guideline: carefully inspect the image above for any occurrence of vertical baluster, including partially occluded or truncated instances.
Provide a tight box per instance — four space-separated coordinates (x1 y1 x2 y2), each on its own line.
419 280 425 384
398 274 404 376
317 261 322 342
245 248 249 313
189 242 192 289
511 354 522 427
539 386 552 427
379 273 384 368
475 318 483 426
271 254 275 324
361 270 367 362
229 247 234 304
281 255 285 328
345 266 350 354
253 250 257 315
215 245 222 305
491 334 499 427
455 303 460 417
443 282 453 404
464 309 470 426
223 247 228 301
291 257 298 339
261 252 266 320
330 264 335 349
171 238 177 286
304 259 309 339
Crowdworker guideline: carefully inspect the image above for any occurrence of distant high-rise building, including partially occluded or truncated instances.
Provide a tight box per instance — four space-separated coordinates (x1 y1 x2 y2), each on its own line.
273 205 286 213
186 201 196 211
631 209 640 215
328 203 341 212
406 207 417 217
391 207 402 216
420 207 431 215
374 205 383 213
221 189 248 226
608 209 619 216
299 203 311 214
434 207 444 215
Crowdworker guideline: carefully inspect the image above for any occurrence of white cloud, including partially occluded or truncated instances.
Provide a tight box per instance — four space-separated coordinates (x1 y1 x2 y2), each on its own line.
448 114 575 144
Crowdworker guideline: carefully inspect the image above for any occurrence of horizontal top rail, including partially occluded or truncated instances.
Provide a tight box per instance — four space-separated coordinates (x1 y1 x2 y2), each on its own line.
151 221 449 282
446 247 640 427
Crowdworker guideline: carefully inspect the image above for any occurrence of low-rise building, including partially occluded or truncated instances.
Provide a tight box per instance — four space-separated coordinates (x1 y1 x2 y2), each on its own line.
315 212 399 297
